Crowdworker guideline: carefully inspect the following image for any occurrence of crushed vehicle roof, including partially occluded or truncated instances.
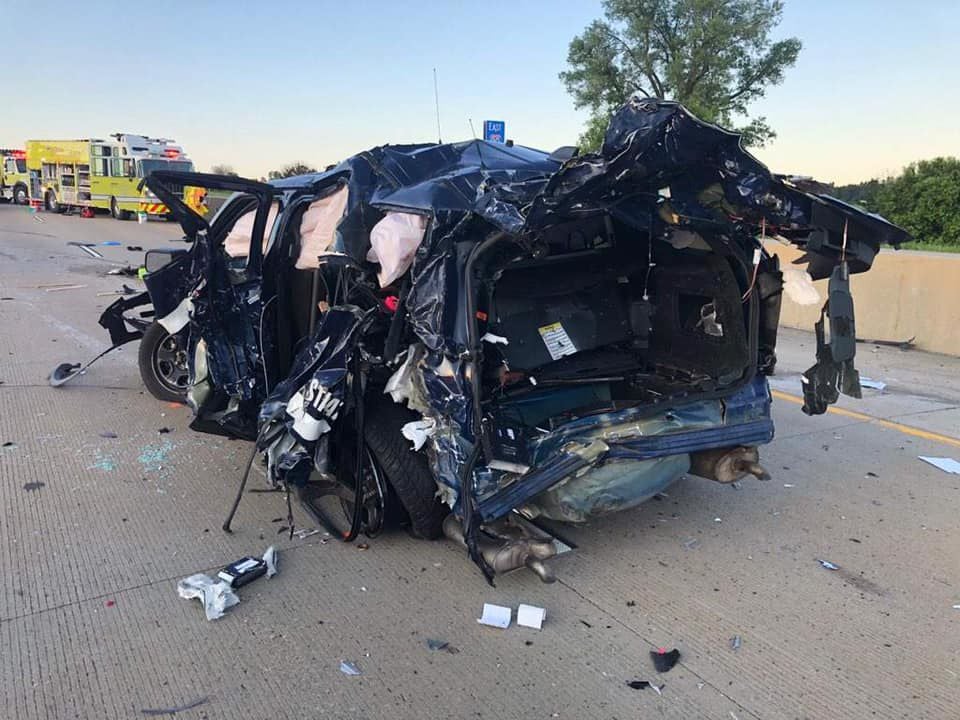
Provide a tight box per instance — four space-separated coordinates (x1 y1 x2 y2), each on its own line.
264 98 907 270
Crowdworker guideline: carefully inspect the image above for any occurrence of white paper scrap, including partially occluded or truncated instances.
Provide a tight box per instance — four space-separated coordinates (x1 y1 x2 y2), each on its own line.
918 456 960 474
477 603 511 629
263 546 278 578
860 377 887 391
177 573 239 621
517 603 546 630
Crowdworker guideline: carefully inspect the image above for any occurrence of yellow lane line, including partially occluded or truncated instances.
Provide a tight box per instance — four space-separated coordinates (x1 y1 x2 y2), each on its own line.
770 389 960 449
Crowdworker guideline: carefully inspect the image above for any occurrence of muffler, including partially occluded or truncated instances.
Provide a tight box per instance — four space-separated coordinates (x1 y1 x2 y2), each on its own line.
443 514 559 583
690 446 771 483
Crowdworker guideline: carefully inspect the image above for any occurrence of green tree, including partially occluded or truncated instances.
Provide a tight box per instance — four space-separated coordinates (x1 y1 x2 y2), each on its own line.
268 162 317 180
560 0 801 150
873 157 960 248
210 164 239 176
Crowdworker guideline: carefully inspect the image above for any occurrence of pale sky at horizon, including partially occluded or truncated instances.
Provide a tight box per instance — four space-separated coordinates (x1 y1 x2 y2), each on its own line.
3 1 958 184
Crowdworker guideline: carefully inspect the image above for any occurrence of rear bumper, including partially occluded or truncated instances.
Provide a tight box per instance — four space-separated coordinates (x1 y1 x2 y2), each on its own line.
477 376 773 521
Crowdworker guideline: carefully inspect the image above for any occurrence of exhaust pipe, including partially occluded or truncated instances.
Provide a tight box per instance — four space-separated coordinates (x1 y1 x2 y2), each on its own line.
443 514 558 583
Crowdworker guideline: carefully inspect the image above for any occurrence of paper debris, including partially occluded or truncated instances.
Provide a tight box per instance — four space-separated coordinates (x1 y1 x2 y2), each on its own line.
517 603 546 630
817 559 840 571
263 546 278 578
918 456 960 474
477 603 511 629
859 377 887 391
177 574 239 621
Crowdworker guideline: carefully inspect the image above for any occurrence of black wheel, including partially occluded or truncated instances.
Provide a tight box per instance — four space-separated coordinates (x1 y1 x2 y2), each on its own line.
45 191 60 212
13 184 28 205
363 400 448 539
110 197 126 220
138 322 188 402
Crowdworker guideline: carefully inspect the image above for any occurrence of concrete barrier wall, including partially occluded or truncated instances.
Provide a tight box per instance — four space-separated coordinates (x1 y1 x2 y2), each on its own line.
765 242 960 357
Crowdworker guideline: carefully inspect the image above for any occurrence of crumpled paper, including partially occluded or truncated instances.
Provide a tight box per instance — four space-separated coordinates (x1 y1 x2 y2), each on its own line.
177 574 240 621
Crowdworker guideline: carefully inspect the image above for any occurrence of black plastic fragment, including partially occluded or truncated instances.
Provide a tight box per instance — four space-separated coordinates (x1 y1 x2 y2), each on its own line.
650 648 681 673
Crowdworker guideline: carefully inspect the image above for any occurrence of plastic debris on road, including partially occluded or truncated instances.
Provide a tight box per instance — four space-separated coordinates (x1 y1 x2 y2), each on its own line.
177 574 239 621
340 661 362 676
859 377 887 391
425 638 460 654
650 647 681 673
477 603 512 629
817 559 840 571
141 697 209 716
626 680 662 694
730 635 742 651
918 456 960 474
263 546 278 577
517 603 546 630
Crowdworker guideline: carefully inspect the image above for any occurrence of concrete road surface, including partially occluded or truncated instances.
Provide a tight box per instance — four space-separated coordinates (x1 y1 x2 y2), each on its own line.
1 204 958 719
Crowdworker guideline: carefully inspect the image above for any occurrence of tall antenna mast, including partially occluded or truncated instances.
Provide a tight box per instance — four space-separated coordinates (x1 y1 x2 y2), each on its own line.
433 68 442 144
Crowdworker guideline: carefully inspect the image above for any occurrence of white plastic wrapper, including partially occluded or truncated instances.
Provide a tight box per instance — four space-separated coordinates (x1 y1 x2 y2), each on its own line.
296 186 349 269
177 573 240 621
401 418 436 451
366 212 427 287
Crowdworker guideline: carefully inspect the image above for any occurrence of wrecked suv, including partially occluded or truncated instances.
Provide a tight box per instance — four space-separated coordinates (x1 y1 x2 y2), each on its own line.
88 100 908 582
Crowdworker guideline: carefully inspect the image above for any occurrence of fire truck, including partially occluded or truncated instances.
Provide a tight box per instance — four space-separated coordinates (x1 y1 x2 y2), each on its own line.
24 134 198 219
0 149 29 204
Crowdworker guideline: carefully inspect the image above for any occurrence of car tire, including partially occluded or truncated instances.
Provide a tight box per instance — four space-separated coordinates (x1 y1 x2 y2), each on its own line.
110 197 125 220
45 191 60 212
138 322 189 403
13 184 28 205
363 399 448 539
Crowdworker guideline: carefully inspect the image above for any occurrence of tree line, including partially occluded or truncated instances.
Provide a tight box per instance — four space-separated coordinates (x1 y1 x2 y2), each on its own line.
831 158 960 249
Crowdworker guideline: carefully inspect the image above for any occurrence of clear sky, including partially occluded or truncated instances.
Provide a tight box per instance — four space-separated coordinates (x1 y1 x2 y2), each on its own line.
3 1 957 184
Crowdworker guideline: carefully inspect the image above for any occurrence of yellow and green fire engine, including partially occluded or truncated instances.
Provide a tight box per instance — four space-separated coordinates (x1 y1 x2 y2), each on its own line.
25 134 200 219
0 149 29 205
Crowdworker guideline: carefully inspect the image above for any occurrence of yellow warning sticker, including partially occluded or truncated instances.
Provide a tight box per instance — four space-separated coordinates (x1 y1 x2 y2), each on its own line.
538 322 577 361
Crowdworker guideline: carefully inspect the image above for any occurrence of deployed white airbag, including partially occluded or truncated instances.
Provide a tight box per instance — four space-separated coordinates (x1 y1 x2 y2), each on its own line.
366 211 427 287
224 201 280 258
296 185 349 269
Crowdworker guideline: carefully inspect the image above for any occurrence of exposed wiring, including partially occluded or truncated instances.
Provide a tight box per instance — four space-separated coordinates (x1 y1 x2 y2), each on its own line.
741 218 765 302
259 295 277 394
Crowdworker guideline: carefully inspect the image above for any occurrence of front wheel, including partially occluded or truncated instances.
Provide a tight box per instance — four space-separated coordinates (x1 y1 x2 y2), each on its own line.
110 197 132 220
138 322 189 402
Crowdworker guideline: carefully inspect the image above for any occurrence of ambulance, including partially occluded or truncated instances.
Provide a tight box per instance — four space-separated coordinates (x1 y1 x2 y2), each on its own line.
0 149 29 204
24 134 199 218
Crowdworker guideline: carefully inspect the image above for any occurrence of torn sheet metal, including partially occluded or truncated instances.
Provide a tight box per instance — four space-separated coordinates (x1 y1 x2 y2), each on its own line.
258 305 372 485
